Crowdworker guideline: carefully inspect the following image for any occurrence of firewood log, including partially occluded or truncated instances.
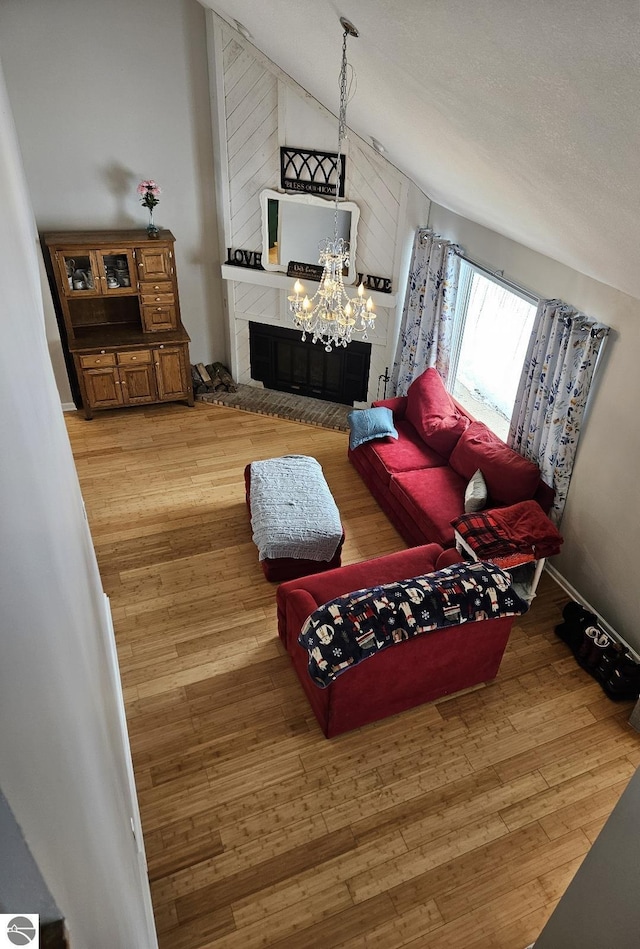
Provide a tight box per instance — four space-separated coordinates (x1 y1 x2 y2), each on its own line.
211 362 238 391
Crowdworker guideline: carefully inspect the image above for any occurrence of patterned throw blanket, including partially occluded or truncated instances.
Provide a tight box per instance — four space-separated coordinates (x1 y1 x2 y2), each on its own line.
299 561 529 688
249 455 343 562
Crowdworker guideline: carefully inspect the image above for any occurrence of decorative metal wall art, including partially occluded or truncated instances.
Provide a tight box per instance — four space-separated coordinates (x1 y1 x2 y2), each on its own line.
280 147 346 197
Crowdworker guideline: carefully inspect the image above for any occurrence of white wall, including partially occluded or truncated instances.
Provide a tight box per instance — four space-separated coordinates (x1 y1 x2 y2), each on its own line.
0 0 226 393
429 203 640 651
0 55 156 949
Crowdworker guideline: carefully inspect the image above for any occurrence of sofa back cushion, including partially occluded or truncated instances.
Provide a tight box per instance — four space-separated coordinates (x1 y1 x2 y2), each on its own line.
405 369 469 457
449 421 541 505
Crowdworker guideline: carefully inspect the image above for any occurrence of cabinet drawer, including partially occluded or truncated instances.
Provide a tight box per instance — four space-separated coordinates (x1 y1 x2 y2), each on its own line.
139 280 173 295
117 350 152 366
79 352 116 368
141 305 178 331
141 292 175 306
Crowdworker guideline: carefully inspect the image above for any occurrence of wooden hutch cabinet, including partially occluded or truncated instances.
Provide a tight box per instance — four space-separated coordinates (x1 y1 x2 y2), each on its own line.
43 229 194 419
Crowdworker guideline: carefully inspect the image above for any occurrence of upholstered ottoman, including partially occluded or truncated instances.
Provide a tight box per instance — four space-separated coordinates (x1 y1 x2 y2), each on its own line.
244 455 345 582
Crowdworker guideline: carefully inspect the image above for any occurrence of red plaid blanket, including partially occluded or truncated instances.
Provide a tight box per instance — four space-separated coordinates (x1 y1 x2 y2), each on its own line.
453 511 522 560
453 501 563 560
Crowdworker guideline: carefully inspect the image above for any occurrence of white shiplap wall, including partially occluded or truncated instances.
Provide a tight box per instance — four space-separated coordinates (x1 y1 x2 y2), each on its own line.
208 13 429 399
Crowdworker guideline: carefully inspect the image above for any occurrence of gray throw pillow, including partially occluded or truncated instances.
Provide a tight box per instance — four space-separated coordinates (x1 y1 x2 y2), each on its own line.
464 468 487 513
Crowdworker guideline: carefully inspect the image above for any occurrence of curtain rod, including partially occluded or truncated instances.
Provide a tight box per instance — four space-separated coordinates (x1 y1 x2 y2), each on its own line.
454 250 540 304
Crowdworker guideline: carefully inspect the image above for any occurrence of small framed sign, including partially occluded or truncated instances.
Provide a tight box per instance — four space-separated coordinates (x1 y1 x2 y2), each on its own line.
287 260 325 281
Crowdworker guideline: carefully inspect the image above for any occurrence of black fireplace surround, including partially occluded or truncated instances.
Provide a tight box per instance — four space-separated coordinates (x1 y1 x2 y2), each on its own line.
249 322 371 406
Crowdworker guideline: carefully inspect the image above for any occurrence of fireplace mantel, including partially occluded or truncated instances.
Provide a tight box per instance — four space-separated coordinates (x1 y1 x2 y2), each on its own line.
221 264 398 309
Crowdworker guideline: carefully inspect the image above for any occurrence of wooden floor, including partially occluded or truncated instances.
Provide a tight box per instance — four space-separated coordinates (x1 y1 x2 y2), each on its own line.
66 401 639 949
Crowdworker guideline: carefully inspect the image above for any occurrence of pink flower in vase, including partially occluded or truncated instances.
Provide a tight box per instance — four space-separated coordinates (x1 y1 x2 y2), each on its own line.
138 179 162 237
137 179 162 210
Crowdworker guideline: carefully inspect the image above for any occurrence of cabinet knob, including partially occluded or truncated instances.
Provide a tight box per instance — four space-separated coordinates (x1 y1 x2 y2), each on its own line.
100 349 106 354
155 297 160 301
154 285 160 290
96 359 101 364
157 307 162 311
132 356 137 360
159 345 164 349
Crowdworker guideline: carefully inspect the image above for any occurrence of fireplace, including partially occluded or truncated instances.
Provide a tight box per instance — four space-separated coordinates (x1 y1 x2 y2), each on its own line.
249 322 371 406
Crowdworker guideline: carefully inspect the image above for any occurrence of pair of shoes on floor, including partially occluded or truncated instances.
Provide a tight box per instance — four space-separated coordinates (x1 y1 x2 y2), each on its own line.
554 601 598 653
555 601 640 701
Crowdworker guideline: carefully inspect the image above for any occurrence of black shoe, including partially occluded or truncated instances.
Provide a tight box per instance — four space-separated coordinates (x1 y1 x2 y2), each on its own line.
594 639 624 683
554 621 584 651
562 601 598 627
585 630 613 674
576 626 599 666
602 654 640 701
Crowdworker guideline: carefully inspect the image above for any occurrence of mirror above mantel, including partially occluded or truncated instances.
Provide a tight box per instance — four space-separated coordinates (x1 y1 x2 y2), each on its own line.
260 188 360 285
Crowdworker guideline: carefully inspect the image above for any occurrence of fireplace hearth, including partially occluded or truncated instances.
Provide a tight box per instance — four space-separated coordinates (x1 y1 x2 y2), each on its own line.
249 322 371 406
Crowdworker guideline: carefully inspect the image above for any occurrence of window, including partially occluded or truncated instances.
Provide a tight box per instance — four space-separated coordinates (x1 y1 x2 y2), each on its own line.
449 261 538 440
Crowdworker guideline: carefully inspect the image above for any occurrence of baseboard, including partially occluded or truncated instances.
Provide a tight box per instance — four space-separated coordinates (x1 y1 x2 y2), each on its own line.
61 402 77 412
545 563 640 661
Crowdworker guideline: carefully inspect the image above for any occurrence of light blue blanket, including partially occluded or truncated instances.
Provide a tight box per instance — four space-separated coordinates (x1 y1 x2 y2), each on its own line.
249 455 342 562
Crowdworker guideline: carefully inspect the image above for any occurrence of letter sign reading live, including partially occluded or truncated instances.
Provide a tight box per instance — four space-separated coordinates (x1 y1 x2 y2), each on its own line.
357 273 392 293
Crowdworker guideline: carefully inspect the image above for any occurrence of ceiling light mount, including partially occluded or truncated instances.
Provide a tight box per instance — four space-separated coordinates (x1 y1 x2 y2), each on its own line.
339 17 359 38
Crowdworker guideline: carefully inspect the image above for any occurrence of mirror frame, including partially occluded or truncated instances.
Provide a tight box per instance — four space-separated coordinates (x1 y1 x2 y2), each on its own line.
260 188 360 285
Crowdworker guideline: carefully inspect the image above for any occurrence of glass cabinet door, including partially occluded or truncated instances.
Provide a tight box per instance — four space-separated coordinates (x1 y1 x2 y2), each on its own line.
57 250 100 296
95 248 138 294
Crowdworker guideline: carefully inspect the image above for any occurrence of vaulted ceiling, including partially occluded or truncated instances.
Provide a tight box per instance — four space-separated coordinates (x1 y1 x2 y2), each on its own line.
202 0 640 301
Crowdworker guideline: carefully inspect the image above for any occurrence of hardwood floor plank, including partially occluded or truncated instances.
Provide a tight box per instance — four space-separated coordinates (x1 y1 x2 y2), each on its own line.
174 827 357 923
231 832 408 930
333 900 444 949
64 402 638 949
347 813 510 903
435 828 589 921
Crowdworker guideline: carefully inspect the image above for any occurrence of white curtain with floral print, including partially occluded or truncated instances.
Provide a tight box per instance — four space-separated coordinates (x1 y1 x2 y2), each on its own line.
508 299 609 524
390 228 462 395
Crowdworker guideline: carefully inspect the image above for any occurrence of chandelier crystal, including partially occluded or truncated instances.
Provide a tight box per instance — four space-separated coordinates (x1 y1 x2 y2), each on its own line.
288 18 374 352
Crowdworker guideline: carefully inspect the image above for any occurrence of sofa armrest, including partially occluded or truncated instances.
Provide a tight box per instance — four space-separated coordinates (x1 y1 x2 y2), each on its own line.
373 395 407 420
436 548 464 570
277 587 318 651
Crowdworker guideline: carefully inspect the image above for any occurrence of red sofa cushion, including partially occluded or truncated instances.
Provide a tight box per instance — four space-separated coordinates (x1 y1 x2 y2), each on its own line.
358 419 448 485
449 421 541 506
405 369 469 457
390 466 468 548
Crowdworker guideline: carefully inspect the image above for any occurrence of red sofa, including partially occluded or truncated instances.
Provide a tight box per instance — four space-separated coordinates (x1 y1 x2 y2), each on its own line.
276 543 519 737
348 369 554 549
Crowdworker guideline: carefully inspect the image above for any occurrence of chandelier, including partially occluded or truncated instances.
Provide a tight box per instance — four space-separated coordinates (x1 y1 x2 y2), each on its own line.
288 17 374 352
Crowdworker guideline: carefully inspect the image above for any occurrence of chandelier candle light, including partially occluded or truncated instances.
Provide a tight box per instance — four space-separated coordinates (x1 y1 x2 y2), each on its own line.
288 18 374 351
138 179 161 238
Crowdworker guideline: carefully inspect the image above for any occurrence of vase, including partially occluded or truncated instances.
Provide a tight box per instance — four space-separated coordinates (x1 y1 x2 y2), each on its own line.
146 207 159 239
